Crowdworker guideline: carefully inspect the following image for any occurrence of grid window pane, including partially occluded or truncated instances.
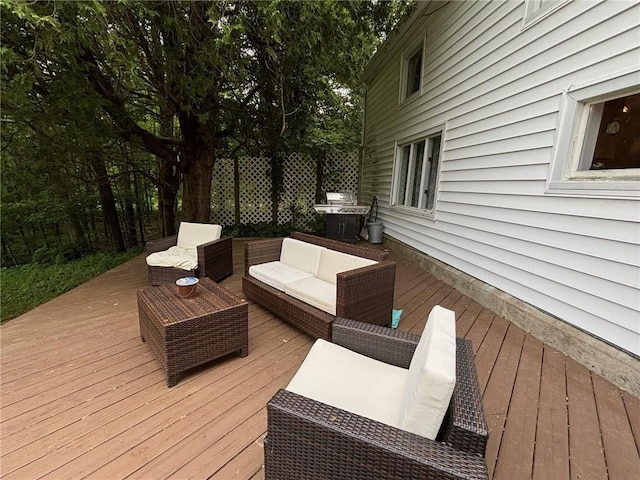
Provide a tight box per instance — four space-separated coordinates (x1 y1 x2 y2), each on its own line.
394 133 442 212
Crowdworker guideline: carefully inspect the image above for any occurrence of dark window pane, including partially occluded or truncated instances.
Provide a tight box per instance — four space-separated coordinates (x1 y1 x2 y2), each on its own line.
590 93 640 170
406 49 422 97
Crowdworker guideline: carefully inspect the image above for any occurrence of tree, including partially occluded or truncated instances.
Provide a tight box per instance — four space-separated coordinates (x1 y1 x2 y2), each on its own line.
2 0 414 239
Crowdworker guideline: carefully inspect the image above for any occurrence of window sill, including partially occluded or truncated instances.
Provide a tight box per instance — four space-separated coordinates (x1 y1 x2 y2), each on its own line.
399 90 421 109
545 178 640 198
390 204 437 220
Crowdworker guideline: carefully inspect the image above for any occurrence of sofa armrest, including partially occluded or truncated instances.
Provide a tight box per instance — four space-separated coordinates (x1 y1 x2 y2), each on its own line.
335 260 396 329
243 237 284 275
145 235 177 253
197 236 233 282
332 318 419 369
265 389 488 480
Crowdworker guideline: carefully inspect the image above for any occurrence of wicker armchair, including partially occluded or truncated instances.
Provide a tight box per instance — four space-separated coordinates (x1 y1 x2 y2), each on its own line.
264 318 489 480
145 223 233 285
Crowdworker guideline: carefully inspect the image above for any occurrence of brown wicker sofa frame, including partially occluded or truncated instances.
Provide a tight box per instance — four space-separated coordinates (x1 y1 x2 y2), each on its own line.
145 234 233 286
242 232 396 340
264 318 489 480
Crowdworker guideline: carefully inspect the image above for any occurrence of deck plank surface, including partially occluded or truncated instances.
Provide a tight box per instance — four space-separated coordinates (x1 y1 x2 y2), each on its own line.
1 238 638 479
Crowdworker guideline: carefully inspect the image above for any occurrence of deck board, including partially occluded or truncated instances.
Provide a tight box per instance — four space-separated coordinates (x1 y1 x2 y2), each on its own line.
592 374 640 479
493 334 543 480
533 347 570 480
1 237 638 479
566 357 608 480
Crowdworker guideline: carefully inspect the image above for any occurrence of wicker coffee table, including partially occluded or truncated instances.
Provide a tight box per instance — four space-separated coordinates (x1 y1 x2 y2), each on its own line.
137 278 249 387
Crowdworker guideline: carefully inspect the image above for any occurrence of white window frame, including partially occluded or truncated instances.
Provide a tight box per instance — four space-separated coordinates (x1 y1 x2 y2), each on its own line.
399 35 425 105
522 0 571 29
546 66 640 198
391 126 445 218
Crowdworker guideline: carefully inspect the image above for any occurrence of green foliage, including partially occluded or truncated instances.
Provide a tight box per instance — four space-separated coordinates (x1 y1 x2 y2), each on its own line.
1 0 413 255
31 241 91 265
0 248 142 323
223 219 322 239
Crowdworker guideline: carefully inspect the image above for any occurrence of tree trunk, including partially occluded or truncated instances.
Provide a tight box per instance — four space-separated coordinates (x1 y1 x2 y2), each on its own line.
158 106 179 236
89 153 126 252
123 172 138 247
158 160 179 236
182 145 215 223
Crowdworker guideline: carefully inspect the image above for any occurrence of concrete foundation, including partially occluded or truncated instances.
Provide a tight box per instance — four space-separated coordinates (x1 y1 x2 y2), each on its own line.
384 235 640 397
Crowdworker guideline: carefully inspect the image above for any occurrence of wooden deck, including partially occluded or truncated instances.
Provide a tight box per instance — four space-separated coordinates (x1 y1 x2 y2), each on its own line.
1 238 638 479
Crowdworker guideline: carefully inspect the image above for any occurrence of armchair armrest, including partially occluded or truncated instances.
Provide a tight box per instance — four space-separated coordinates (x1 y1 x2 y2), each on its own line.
265 389 488 480
145 235 177 253
332 317 419 368
336 261 396 328
197 236 233 282
332 318 489 456
243 237 284 275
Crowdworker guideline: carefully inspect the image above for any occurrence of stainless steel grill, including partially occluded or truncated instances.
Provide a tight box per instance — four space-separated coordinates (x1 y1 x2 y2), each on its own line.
313 192 370 215
314 192 369 243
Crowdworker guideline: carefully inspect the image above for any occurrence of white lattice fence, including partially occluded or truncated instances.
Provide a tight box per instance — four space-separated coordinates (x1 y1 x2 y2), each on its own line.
322 151 359 194
279 153 317 227
212 152 359 226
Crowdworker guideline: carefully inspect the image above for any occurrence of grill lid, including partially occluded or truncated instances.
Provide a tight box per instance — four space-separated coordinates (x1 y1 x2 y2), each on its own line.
326 192 357 205
314 192 370 215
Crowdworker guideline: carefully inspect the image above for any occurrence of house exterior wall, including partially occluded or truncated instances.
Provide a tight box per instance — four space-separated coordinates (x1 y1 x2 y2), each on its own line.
361 0 640 355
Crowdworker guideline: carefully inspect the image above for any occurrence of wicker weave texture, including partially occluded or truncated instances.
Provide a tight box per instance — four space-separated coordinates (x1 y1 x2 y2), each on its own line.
264 318 489 479
242 234 395 340
137 278 248 387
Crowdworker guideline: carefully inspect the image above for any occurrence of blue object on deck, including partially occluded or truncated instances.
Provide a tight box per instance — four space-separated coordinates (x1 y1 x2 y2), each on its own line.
391 309 403 329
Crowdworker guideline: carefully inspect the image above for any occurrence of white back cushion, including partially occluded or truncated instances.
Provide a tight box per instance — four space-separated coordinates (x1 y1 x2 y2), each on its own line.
399 305 456 440
176 222 221 251
316 249 377 285
280 238 323 275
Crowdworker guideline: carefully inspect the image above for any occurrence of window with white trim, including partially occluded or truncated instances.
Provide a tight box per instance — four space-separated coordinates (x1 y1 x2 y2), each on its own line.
546 67 640 197
392 131 442 212
401 45 423 102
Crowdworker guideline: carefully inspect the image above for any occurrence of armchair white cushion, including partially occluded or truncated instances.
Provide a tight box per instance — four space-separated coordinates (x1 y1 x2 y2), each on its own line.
146 222 222 271
285 305 457 440
286 339 408 428
176 222 222 251
399 305 456 439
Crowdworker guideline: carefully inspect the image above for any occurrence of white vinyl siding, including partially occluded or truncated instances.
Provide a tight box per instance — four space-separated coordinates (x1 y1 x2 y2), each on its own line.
361 0 640 355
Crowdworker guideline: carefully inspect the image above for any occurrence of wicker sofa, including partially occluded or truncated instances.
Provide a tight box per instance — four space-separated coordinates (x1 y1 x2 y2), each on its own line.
242 232 396 340
264 317 489 480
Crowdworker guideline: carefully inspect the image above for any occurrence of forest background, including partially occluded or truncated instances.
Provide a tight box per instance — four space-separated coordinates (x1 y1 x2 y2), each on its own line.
0 0 413 321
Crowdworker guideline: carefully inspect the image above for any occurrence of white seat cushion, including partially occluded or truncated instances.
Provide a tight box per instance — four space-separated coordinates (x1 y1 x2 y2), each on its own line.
145 246 198 270
286 339 408 430
280 238 324 275
285 276 336 315
399 305 456 440
176 222 222 251
316 248 377 285
248 261 314 292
